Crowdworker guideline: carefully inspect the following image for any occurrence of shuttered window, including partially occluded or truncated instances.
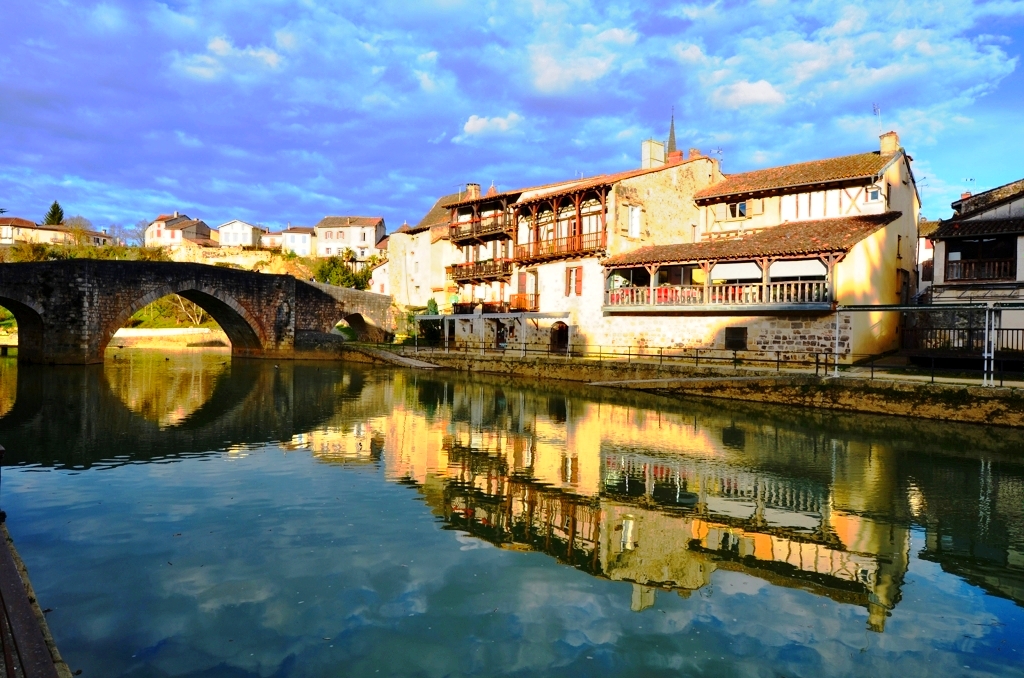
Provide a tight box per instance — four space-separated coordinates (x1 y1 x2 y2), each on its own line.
565 266 584 296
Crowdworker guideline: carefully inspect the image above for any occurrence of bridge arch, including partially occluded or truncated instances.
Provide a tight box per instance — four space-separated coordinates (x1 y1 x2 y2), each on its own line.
103 283 266 357
0 296 45 363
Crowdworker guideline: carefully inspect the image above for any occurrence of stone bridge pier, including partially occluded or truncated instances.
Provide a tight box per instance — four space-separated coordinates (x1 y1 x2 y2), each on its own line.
0 261 393 364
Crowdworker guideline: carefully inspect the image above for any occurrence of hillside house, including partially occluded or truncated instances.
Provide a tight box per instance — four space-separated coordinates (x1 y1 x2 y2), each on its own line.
144 212 214 248
218 220 265 248
0 217 113 246
282 226 316 257
314 216 386 261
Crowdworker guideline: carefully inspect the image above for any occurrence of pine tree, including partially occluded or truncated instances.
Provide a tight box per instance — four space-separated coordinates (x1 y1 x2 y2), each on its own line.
43 201 64 225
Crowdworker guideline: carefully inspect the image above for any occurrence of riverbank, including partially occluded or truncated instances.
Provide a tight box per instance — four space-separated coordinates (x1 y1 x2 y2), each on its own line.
1 329 230 352
357 348 1024 427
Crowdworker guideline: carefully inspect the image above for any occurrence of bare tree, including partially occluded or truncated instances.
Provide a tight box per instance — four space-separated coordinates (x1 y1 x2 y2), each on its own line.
63 215 94 246
175 295 209 326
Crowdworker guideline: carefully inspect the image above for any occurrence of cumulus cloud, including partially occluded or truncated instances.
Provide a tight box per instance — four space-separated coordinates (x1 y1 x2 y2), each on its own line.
711 80 786 108
461 112 523 136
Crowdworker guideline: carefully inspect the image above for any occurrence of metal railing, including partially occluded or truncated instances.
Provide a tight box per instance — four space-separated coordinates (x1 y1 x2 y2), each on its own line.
514 231 606 262
604 281 830 307
945 259 1016 281
904 327 1024 353
446 259 514 282
449 214 511 241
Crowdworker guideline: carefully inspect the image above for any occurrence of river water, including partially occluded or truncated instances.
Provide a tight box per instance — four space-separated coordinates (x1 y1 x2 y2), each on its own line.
0 351 1022 677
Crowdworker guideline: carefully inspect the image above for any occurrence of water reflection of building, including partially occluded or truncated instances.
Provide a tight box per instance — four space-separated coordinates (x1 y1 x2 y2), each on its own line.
375 375 917 632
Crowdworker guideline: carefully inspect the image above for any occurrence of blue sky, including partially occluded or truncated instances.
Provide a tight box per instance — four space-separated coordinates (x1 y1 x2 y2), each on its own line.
3 0 1024 232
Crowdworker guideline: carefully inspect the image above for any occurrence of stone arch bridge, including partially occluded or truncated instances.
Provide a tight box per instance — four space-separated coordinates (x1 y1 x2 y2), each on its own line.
0 261 393 364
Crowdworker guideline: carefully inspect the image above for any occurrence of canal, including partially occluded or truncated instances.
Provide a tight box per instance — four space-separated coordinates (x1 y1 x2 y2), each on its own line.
0 351 1022 677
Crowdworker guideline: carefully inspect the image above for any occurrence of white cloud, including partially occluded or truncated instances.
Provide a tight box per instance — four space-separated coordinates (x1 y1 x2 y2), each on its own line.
173 36 282 81
462 112 523 136
711 80 785 109
672 43 707 64
89 3 125 32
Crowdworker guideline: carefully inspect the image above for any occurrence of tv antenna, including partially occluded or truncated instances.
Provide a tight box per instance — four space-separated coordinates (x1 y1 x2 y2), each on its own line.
872 104 882 134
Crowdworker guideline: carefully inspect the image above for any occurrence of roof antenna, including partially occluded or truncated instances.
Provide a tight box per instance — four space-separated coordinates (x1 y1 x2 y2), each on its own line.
872 103 882 135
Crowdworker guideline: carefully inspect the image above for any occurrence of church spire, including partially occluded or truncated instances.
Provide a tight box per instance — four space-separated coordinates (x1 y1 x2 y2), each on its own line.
667 108 677 154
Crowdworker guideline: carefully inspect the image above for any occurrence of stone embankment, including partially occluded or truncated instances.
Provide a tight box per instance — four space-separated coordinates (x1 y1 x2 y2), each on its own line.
380 350 1024 427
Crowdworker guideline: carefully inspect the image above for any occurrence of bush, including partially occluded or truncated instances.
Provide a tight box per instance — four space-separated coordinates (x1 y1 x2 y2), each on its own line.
313 256 373 289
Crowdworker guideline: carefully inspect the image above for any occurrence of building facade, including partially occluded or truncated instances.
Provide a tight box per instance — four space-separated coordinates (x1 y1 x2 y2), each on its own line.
144 213 214 248
313 216 386 261
1 217 114 247
218 220 265 248
282 226 316 257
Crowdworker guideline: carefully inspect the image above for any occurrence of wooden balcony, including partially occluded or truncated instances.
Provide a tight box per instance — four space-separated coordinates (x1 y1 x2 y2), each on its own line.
604 281 831 312
449 214 512 243
514 231 606 263
510 293 539 312
446 259 514 283
945 258 1016 282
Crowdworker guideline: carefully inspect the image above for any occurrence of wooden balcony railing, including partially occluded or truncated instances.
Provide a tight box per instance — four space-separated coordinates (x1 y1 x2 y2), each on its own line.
449 214 511 242
604 281 830 308
514 231 606 263
452 302 478 315
945 258 1016 281
509 293 539 312
446 259 514 282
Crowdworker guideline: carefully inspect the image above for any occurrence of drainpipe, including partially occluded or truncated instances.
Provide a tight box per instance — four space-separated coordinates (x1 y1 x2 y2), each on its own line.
833 310 840 377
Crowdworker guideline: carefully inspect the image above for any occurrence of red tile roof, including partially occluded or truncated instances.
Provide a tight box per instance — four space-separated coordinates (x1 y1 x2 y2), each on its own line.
282 226 315 234
694 151 898 202
0 217 37 228
603 213 902 266
314 216 384 229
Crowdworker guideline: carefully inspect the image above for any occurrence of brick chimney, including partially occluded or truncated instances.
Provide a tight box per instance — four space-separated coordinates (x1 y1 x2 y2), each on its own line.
688 148 702 159
667 150 684 165
466 183 481 200
880 131 900 154
961 191 972 200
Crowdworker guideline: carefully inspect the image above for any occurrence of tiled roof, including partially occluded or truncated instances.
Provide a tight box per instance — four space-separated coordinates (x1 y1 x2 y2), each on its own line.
375 236 389 250
918 220 942 238
314 216 384 230
414 192 463 230
282 226 315 234
429 223 449 243
603 212 902 266
514 158 708 208
694 151 898 202
952 178 1024 218
931 217 1024 239
0 217 37 228
165 219 205 231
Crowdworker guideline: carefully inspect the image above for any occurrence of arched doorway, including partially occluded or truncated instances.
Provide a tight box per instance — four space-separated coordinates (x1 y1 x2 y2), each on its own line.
550 322 569 354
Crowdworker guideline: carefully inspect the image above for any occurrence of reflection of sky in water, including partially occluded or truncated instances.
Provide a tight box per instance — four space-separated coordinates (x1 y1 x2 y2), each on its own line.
1 356 1023 677
3 450 1021 677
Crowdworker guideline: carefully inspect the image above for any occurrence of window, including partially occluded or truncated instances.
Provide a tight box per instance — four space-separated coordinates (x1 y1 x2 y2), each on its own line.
156 230 162 238
339 230 345 239
728 202 748 219
897 235 902 260
628 205 641 238
725 327 748 350
325 231 333 239
867 187 882 202
326 247 332 255
565 266 583 296
361 231 367 242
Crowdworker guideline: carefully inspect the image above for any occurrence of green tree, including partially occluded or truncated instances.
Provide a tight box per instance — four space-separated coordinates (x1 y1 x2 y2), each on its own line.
313 256 373 290
43 201 64 225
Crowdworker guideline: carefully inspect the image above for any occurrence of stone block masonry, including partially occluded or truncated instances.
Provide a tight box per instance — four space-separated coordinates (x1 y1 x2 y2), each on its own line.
0 260 393 364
